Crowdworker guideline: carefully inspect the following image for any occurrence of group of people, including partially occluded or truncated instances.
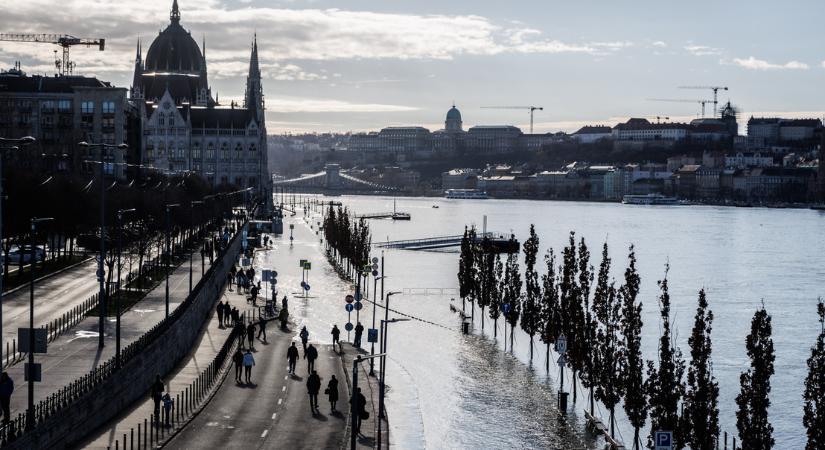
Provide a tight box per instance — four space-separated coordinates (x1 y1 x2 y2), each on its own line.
150 374 174 427
232 347 257 384
215 300 241 328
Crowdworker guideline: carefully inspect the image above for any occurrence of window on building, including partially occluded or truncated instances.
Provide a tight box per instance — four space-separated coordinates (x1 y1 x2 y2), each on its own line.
41 100 55 112
234 143 243 158
221 143 229 160
192 142 201 160
58 100 72 112
102 101 115 114
146 142 155 159
81 101 94 114
176 141 185 159
169 117 175 127
206 142 215 160
249 143 256 152
158 113 165 126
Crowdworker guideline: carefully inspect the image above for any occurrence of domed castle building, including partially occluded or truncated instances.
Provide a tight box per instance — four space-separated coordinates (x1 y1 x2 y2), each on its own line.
131 0 269 195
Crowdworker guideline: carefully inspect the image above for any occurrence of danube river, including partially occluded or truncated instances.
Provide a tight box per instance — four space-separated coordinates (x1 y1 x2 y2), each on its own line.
295 195 825 448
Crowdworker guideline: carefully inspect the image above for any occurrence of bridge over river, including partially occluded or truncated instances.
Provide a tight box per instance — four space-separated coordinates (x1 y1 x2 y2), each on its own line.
273 163 400 193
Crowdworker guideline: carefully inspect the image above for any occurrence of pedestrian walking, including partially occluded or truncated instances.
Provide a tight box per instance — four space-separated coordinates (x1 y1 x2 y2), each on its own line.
226 272 234 291
330 325 341 353
232 348 244 382
223 301 231 325
326 375 339 412
150 374 164 422
0 372 13 424
282 295 289 311
235 321 246 349
231 307 240 326
287 342 299 374
299 326 309 352
250 284 259 306
246 322 256 350
305 343 318 374
354 322 364 348
257 319 267 342
307 370 321 413
216 301 225 327
350 387 368 435
243 350 255 383
162 393 173 427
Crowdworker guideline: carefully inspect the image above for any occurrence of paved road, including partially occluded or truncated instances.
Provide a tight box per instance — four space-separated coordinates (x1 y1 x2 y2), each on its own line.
5 251 208 415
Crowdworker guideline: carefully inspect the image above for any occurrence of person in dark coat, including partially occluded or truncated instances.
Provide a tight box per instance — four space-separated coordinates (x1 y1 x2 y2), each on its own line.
246 322 256 350
231 307 240 326
216 301 225 327
299 326 309 352
150 374 164 422
232 348 244 382
287 342 299 374
326 375 339 411
235 321 246 349
354 322 364 348
257 319 267 342
330 325 341 353
350 387 368 434
306 370 321 413
0 372 13 424
304 343 318 374
226 272 234 291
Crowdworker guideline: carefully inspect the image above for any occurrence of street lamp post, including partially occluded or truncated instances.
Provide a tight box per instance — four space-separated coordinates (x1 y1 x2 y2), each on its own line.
116 208 135 368
189 200 203 294
165 203 180 317
79 141 128 348
379 291 402 420
0 135 35 365
349 353 385 450
377 316 409 450
27 217 53 430
369 273 385 376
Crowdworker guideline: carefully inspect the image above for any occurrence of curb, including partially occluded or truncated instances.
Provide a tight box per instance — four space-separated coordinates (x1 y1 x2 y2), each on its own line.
2 256 94 298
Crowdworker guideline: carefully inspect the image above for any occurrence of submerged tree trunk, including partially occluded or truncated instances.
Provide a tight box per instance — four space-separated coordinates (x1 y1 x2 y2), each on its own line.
493 318 498 338
529 335 534 360
546 343 550 372
572 371 578 403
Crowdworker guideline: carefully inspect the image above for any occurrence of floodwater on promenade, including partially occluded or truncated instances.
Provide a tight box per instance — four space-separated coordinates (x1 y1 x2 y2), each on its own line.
289 195 825 449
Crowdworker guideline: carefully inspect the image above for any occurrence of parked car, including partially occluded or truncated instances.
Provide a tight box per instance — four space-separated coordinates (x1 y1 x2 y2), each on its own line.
4 246 46 263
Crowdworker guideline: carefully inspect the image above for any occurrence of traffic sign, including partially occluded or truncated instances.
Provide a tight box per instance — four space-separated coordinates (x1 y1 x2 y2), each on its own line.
372 263 379 271
299 259 307 268
19 328 47 354
372 257 379 264
290 224 294 229
303 283 311 291
262 269 272 282
502 303 511 314
345 322 354 332
345 295 355 304
372 270 379 276
354 301 363 311
272 271 278 277
271 277 278 285
654 431 673 450
24 363 42 382
557 354 566 365
355 291 362 302
556 334 568 354
242 258 250 267
304 262 311 270
367 328 378 343
345 304 354 312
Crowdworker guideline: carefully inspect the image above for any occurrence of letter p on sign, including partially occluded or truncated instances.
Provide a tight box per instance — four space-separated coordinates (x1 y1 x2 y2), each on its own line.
655 431 672 450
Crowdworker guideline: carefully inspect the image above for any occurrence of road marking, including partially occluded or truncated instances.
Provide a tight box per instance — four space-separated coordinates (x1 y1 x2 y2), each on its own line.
284 375 288 380
261 430 269 438
278 398 282 405
271 413 277 419
282 386 286 392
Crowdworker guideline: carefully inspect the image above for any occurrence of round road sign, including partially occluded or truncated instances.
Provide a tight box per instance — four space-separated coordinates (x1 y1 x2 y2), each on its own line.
354 301 363 311
345 295 355 304
303 283 311 291
372 257 379 264
372 270 379 276
345 322 354 332
345 304 354 312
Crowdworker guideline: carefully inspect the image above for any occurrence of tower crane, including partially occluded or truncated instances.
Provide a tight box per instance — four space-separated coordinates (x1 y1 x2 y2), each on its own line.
480 106 544 133
0 33 105 76
647 98 714 118
677 86 728 117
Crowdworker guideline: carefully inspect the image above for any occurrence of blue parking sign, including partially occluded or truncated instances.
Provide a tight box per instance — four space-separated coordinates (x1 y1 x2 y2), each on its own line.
654 431 672 450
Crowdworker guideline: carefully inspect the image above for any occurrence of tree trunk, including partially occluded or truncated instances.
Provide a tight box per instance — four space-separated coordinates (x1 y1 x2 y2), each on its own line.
589 386 595 416
529 335 534 360
493 318 498 338
633 427 640 450
546 343 550 372
609 407 615 438
572 371 578 402
509 326 514 352
481 307 485 330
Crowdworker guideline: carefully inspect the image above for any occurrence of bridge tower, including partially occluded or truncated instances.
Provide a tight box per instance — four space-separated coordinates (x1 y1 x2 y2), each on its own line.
325 164 342 189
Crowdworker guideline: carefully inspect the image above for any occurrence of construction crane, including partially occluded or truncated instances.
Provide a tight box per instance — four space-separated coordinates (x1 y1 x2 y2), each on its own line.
0 33 105 76
647 98 714 118
677 86 728 117
480 106 544 133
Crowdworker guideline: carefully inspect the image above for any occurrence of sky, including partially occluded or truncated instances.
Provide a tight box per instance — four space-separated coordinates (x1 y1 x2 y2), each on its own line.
2 0 825 134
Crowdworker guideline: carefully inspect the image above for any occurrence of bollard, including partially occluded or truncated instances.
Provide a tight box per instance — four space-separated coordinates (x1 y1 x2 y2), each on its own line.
115 438 119 450
123 433 126 450
131 428 134 450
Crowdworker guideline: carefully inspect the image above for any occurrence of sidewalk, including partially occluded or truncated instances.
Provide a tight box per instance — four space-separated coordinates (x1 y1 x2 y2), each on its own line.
341 343 389 449
77 281 260 449
5 250 210 417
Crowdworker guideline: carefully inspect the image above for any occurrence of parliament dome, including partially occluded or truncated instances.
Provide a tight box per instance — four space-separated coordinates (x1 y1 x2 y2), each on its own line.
144 0 204 73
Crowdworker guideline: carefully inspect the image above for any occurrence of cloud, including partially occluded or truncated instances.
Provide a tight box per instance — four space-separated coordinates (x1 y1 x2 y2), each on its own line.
731 56 808 70
684 45 722 56
264 97 419 113
651 41 667 48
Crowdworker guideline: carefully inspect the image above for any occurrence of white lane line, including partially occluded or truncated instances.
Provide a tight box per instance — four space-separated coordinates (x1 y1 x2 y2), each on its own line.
261 430 268 438
282 386 286 392
284 375 288 380
271 413 277 419
278 398 282 405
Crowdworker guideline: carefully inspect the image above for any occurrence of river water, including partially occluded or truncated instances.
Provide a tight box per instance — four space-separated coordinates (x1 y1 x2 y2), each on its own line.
278 195 825 449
